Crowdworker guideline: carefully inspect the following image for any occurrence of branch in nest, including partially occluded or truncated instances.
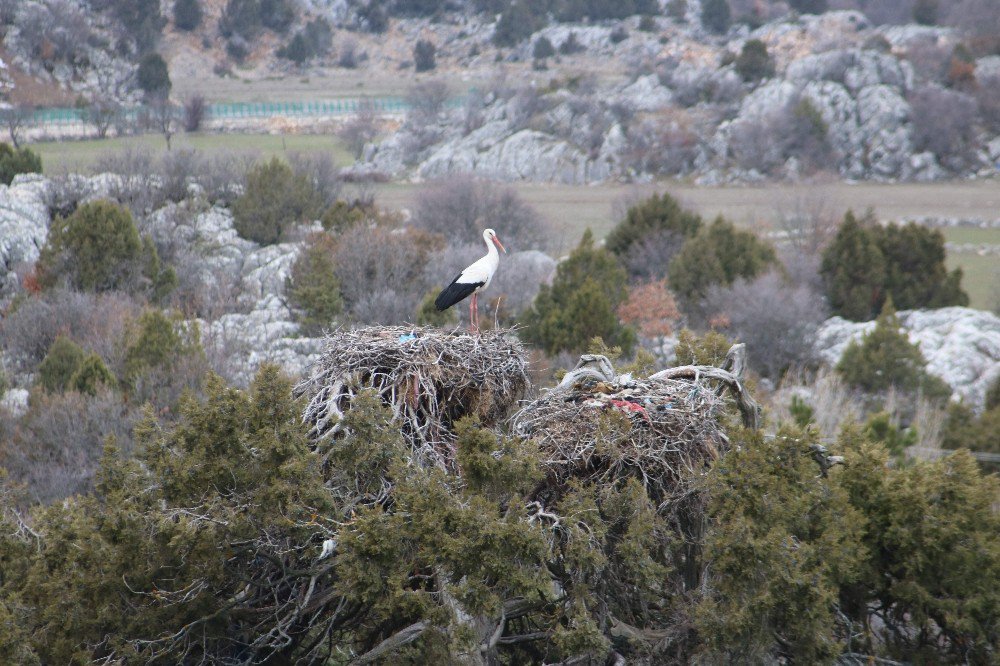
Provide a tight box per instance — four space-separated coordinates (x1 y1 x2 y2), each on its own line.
648 344 760 430
349 621 429 665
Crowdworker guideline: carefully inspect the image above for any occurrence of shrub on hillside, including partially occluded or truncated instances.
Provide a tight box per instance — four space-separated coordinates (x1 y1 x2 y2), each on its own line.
0 143 42 185
36 200 176 300
333 226 441 324
703 271 827 378
820 211 886 321
909 85 978 168
68 354 116 396
278 33 311 64
173 0 202 30
701 0 731 33
0 290 141 377
698 425 864 663
493 2 545 46
734 39 773 82
4 388 140 504
412 177 549 250
533 36 555 61
121 309 207 409
286 233 343 335
110 0 166 52
414 39 436 72
836 301 951 399
231 158 324 244
523 230 635 356
36 335 86 394
136 52 171 99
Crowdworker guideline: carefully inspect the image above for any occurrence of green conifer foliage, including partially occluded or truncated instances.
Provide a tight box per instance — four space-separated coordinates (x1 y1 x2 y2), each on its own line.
875 222 968 311
674 328 732 366
37 200 175 300
232 158 324 244
836 300 950 398
734 39 774 81
605 191 702 258
286 234 343 335
524 230 636 355
820 211 886 321
837 435 1000 661
0 143 42 185
668 216 776 307
35 336 86 394
701 0 731 33
821 213 967 321
173 0 203 30
68 354 116 395
698 426 865 663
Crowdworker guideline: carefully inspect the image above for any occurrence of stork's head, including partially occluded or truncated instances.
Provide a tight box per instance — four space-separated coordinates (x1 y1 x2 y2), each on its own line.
483 228 506 254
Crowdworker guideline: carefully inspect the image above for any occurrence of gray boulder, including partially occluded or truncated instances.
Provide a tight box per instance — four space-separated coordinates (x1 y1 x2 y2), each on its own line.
0 174 50 278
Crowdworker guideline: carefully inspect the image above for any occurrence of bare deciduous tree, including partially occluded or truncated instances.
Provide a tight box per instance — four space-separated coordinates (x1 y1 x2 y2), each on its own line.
84 95 120 139
338 98 379 158
412 176 551 251
149 95 179 150
909 84 978 169
702 271 828 378
0 104 33 147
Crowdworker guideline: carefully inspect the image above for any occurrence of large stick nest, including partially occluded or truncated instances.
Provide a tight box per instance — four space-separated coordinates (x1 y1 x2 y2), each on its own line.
295 326 529 467
512 348 758 508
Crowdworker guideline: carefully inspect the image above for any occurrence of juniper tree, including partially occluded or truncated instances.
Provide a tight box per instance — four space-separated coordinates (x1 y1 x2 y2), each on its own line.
232 158 324 244
605 191 702 261
836 299 950 399
286 233 343 334
668 216 776 310
820 210 886 321
36 200 176 300
523 229 636 355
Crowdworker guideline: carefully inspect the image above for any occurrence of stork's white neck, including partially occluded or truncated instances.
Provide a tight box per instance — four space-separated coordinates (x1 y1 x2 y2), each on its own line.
483 233 499 261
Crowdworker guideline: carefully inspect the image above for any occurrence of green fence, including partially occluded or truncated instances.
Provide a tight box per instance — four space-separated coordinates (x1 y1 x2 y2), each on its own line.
26 96 463 127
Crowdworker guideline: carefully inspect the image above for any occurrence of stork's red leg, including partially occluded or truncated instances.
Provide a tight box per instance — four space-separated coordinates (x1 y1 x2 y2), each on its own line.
469 293 477 333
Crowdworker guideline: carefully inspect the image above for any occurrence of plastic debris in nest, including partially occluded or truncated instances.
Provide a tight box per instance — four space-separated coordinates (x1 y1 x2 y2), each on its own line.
294 326 529 469
512 346 760 506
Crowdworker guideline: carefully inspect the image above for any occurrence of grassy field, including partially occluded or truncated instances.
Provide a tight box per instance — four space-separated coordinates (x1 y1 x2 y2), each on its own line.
375 180 1000 245
31 133 354 174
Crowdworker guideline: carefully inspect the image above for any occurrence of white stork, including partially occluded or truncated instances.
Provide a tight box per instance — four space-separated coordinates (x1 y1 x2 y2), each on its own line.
435 228 506 332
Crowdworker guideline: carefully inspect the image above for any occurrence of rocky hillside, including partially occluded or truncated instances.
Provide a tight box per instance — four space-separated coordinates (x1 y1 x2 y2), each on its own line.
4 2 1000 184
360 11 1000 184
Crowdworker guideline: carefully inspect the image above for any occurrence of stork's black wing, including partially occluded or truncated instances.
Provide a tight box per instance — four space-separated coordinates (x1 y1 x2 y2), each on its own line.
435 275 484 311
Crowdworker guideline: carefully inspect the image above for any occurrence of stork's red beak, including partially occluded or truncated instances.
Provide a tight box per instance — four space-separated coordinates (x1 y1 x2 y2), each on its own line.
493 236 507 253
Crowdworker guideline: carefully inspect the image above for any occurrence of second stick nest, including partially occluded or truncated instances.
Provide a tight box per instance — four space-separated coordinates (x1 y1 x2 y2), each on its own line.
512 358 733 506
